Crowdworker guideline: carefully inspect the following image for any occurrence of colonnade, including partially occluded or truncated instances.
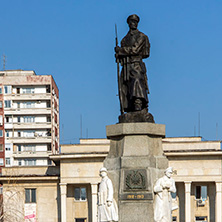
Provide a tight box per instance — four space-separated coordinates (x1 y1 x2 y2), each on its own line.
60 181 222 222
60 183 98 222
184 181 222 222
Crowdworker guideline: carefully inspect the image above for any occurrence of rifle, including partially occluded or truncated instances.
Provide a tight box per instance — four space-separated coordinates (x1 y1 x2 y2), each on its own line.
115 24 124 115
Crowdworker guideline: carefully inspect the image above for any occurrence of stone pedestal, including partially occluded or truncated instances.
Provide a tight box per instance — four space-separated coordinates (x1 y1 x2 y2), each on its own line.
104 123 168 222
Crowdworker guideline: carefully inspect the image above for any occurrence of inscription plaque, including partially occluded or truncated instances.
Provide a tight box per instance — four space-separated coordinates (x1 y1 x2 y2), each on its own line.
120 193 153 200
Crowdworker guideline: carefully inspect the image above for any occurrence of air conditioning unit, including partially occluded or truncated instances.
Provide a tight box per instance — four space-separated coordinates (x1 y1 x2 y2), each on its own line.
197 199 205 206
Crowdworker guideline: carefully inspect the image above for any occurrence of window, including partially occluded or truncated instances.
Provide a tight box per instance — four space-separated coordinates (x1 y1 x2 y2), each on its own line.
47 101 51 108
0 115 2 125
5 116 9 123
195 216 207 221
0 144 3 151
48 159 52 165
24 159 36 166
74 187 86 201
23 88 34 94
0 87 2 94
46 85 50 93
0 101 2 108
18 131 21 137
17 88 20 94
5 158 10 165
25 189 36 203
172 217 177 222
23 116 35 123
0 187 3 194
18 145 21 152
17 102 20 108
195 186 207 200
23 102 34 108
5 131 9 137
4 86 11 94
0 130 3 137
4 100 11 108
75 219 86 222
23 145 36 152
17 116 21 123
47 116 51 122
46 129 51 136
0 158 3 166
18 160 22 166
47 144 52 151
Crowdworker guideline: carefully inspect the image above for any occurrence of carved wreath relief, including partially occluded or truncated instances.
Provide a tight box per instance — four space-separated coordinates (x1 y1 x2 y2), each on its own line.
125 169 147 190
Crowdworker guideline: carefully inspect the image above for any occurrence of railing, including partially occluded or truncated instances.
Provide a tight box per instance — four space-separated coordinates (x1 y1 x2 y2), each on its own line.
6 136 52 140
13 151 51 155
4 93 51 97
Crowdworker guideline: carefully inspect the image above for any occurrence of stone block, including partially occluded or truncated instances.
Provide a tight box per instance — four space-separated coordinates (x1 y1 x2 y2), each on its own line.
148 137 164 156
119 202 154 222
156 156 168 170
123 135 149 156
104 157 120 170
121 156 151 168
106 122 165 138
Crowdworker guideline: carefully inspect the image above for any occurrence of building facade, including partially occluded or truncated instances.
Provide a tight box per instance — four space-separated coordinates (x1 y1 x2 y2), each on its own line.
1 137 222 222
0 70 59 170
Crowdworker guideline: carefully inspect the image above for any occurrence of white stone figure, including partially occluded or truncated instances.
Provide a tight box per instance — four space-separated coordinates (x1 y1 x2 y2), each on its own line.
153 167 176 222
97 167 118 222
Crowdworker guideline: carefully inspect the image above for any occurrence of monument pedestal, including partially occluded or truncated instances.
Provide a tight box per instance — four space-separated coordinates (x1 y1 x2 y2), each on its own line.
104 123 168 222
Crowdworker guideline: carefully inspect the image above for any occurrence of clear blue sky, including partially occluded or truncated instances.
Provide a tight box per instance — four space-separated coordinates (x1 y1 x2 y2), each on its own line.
1 0 222 143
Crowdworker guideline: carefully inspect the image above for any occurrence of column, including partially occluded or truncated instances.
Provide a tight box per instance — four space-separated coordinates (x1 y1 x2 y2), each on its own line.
216 181 222 222
60 183 67 222
184 181 192 222
91 183 98 222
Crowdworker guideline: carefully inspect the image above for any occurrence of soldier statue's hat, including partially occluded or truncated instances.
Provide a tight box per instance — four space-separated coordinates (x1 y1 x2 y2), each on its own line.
127 14 140 24
164 167 173 173
99 167 108 173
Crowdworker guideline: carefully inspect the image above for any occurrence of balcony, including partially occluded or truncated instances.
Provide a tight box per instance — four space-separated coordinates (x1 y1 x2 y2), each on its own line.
13 151 51 158
5 136 52 143
4 93 51 101
5 122 51 129
4 108 51 115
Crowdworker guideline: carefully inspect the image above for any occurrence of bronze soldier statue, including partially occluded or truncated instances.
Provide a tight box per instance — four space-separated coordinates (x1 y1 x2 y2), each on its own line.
115 14 154 123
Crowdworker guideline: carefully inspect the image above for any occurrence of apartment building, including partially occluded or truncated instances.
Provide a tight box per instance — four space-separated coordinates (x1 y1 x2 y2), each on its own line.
0 70 59 169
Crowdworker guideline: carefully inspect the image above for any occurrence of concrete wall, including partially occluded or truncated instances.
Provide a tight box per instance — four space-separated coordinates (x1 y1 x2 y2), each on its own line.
60 158 103 184
3 180 60 222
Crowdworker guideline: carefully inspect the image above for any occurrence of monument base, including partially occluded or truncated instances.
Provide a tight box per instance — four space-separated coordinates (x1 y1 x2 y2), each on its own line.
104 122 168 222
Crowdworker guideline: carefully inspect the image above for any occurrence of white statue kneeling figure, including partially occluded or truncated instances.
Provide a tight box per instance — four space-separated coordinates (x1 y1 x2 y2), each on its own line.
154 167 176 222
97 167 118 222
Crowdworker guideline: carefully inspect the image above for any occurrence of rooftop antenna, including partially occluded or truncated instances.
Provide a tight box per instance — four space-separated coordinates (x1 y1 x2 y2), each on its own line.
198 112 200 137
80 114 82 139
62 124 64 144
2 54 6 70
216 123 218 140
